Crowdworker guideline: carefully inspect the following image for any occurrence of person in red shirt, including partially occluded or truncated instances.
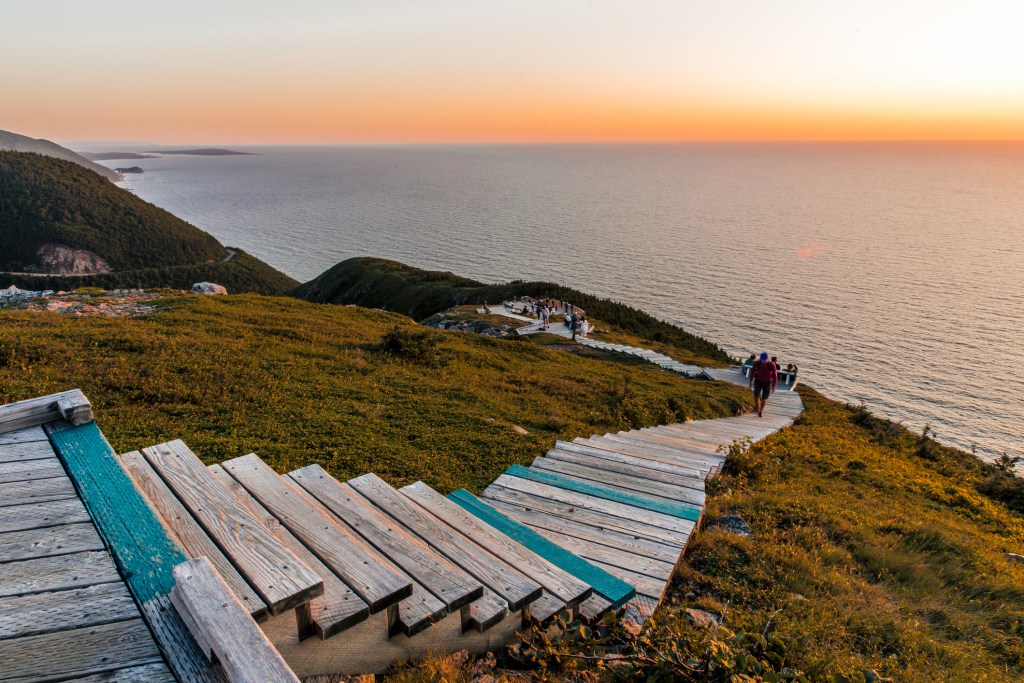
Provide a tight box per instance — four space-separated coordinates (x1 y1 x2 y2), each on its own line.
748 351 777 417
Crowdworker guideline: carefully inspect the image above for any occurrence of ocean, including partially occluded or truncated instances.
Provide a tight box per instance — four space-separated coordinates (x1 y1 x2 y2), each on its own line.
101 143 1024 461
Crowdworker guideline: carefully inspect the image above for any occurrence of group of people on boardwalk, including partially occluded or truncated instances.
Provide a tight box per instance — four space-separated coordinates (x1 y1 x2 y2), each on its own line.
515 297 589 337
744 352 799 417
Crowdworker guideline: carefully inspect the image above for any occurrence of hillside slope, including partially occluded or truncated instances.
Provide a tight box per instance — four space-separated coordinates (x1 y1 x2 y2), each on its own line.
294 256 730 364
0 151 297 294
0 129 121 181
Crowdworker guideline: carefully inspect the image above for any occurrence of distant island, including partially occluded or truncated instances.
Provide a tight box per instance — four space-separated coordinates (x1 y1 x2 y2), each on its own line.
114 166 144 174
83 152 160 161
144 148 255 156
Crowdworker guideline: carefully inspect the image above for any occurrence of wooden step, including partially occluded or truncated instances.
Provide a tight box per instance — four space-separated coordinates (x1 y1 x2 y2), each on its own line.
122 451 269 621
218 454 410 616
399 482 591 608
289 465 484 615
348 473 543 613
555 440 706 480
448 489 634 608
530 456 705 507
504 465 701 522
208 463 370 639
544 447 705 493
141 441 324 616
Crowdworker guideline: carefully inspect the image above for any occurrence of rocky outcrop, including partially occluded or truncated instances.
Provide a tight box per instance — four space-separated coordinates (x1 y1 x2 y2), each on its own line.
36 244 111 275
191 282 228 295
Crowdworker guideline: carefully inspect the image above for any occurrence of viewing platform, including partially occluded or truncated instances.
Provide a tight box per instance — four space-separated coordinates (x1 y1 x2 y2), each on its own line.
0 377 802 681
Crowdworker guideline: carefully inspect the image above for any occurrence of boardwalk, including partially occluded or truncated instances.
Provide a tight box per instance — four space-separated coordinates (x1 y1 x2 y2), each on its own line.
0 425 174 682
0 361 802 680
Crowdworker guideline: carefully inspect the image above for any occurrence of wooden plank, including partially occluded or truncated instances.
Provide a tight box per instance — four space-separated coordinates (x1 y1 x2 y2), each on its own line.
0 390 92 434
207 463 369 638
481 496 681 564
504 465 701 522
504 513 675 584
121 451 269 622
0 476 78 509
45 423 189 606
0 427 48 446
0 440 57 464
487 475 696 540
288 465 483 612
0 497 91 533
138 595 226 683
594 434 724 466
0 458 67 484
448 489 635 608
218 454 410 614
556 440 706 479
64 663 178 682
348 473 542 611
400 481 591 607
576 438 721 474
545 447 706 492
619 430 736 452
0 551 119 598
0 618 163 682
576 559 666 601
141 441 324 615
531 456 706 507
0 582 139 640
463 589 508 633
525 591 567 624
172 557 300 683
0 522 104 563
576 594 613 622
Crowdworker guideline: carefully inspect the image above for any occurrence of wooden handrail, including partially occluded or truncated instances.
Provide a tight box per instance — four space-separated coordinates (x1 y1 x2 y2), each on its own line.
0 389 92 434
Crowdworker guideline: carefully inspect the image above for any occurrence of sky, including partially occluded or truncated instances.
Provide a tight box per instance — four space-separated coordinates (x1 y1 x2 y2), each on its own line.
2 0 1023 144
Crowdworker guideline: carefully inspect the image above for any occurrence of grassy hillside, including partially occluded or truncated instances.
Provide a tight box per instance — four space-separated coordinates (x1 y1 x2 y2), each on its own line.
0 294 747 492
294 257 731 364
0 129 121 181
395 391 1024 683
0 151 297 294
3 292 1022 681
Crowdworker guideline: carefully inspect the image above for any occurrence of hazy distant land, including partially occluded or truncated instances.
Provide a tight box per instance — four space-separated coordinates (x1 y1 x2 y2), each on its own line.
83 152 160 161
145 148 255 156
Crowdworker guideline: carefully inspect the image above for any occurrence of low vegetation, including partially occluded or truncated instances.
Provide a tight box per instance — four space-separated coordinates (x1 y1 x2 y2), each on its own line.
0 294 746 492
293 257 730 363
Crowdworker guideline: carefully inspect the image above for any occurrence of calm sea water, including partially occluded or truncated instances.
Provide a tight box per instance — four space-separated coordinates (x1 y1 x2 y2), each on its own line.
102 143 1024 461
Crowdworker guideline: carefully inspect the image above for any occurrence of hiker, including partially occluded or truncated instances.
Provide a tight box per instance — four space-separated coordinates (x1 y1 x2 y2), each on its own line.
742 353 756 377
482 299 490 314
748 352 777 417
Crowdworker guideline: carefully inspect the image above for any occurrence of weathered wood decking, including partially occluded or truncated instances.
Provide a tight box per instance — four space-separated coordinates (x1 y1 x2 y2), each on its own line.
0 425 175 683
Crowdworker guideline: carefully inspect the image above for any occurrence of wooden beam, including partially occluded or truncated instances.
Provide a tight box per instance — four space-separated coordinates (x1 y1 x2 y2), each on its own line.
0 389 93 434
172 557 300 683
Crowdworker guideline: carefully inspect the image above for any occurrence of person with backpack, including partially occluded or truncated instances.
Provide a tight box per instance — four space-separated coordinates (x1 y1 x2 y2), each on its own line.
749 351 777 417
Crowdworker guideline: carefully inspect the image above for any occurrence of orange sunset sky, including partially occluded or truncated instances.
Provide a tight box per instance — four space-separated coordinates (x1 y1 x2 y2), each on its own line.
3 1 1023 144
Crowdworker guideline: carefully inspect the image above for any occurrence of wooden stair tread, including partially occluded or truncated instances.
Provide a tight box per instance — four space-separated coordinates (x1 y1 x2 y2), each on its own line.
141 442 323 616
219 454 409 614
289 465 484 613
348 473 542 612
208 463 369 638
399 481 591 607
530 456 705 507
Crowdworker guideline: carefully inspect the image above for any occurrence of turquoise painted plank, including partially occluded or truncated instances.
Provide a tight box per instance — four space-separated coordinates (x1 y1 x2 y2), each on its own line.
505 464 701 522
447 489 635 608
47 422 187 602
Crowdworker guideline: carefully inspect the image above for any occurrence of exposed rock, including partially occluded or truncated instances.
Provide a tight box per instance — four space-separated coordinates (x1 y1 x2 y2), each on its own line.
684 608 722 628
512 425 529 435
708 513 752 537
191 282 228 295
1006 553 1024 564
37 243 111 275
0 285 53 306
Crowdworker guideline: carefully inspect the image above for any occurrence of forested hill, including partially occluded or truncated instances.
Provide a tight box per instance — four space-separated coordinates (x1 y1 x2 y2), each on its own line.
0 129 121 181
0 151 296 294
293 256 731 363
